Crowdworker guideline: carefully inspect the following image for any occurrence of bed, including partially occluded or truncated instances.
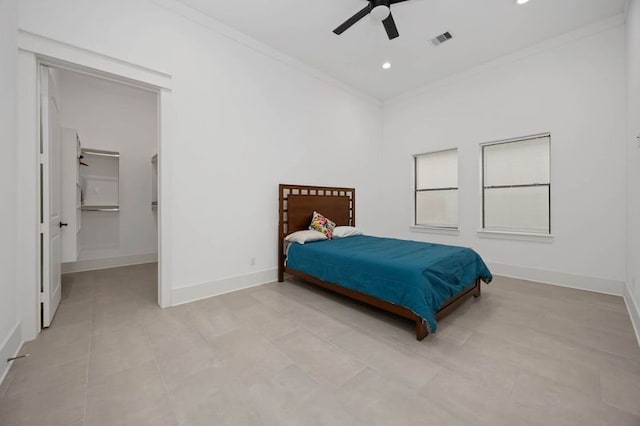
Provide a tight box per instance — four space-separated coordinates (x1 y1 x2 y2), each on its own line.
278 184 492 340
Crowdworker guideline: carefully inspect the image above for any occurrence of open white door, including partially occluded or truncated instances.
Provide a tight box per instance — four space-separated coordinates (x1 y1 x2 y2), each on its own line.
40 65 62 328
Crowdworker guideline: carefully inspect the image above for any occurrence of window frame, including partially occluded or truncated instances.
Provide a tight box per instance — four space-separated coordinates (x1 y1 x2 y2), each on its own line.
480 133 551 235
413 148 459 230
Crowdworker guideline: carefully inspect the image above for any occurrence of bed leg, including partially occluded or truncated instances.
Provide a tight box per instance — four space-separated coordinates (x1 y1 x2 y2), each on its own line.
416 319 429 341
278 268 284 283
474 279 481 298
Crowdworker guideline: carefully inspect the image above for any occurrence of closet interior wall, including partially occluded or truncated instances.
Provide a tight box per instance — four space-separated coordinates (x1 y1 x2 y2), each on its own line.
56 69 159 272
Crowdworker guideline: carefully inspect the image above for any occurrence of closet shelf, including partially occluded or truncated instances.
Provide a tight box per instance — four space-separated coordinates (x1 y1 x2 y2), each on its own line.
83 149 120 158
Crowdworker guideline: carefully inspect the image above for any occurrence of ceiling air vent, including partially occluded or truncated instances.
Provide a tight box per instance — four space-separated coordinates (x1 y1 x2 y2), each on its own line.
431 31 453 46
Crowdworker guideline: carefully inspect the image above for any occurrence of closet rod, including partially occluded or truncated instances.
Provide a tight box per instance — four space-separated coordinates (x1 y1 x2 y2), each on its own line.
82 149 120 158
81 206 120 212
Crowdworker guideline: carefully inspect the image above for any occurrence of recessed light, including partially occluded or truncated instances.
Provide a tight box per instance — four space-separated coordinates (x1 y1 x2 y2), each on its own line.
382 62 391 70
515 0 530 4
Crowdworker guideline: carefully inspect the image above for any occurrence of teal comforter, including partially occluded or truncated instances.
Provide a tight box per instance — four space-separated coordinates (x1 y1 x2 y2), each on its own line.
287 235 492 333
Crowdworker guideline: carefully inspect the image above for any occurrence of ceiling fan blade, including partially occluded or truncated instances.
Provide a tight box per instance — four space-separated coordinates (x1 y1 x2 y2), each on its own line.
382 13 399 40
390 0 411 3
333 5 371 35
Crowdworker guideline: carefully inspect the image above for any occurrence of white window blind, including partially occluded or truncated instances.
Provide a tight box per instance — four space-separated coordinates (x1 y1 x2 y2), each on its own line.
482 135 550 234
414 149 458 228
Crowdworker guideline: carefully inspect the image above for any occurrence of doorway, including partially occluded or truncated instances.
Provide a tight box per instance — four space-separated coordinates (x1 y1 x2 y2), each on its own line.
17 36 173 341
38 64 162 328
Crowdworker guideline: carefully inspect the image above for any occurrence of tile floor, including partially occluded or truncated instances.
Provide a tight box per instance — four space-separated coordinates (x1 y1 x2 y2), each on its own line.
1 263 640 425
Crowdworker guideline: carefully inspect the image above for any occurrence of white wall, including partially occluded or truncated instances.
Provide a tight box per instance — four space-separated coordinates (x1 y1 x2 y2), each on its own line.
20 0 630 314
382 24 627 292
626 0 640 336
18 0 383 302
0 0 21 382
57 70 159 268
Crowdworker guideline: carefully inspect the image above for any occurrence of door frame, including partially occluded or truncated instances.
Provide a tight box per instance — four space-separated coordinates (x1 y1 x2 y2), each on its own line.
17 30 174 341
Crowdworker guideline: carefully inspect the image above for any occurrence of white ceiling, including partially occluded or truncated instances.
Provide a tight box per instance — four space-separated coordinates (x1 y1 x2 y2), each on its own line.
176 0 626 100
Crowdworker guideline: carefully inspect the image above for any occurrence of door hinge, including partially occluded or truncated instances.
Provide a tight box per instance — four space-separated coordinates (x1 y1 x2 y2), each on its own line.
38 292 45 303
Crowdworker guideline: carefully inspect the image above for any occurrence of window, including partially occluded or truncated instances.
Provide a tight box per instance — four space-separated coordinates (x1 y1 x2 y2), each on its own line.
414 149 458 228
482 134 550 234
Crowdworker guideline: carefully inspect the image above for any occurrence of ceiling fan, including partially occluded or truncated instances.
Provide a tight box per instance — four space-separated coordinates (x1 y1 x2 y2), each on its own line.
333 0 412 40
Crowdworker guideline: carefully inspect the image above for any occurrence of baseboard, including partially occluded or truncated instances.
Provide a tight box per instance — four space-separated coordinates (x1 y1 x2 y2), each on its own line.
172 268 277 306
488 262 625 296
167 262 639 347
62 253 158 274
624 283 640 349
0 322 23 390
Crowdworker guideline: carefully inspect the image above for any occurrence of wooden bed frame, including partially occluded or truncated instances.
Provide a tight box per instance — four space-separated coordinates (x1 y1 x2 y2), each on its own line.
277 184 481 340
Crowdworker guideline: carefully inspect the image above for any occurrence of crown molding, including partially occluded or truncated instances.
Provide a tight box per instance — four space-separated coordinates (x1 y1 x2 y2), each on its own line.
149 0 382 107
386 13 626 107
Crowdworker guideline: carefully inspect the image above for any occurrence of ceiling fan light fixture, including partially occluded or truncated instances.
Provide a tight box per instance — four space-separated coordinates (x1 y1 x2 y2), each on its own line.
515 0 530 4
382 61 391 70
371 5 391 21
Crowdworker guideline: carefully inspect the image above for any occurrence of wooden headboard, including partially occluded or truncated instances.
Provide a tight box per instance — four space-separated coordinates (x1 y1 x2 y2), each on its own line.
278 184 355 281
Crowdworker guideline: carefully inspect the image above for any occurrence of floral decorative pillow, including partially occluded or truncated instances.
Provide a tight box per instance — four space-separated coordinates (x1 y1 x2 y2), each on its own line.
308 211 336 239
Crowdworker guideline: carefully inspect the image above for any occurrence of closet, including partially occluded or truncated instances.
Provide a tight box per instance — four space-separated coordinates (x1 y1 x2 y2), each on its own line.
80 148 120 212
60 134 125 261
36 63 160 332
54 68 159 273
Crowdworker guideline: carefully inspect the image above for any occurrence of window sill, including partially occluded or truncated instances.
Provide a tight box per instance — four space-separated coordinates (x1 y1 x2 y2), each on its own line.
410 226 460 236
477 230 554 243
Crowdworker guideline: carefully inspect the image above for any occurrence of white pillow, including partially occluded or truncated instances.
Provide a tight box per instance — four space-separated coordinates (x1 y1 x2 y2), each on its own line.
285 230 328 244
332 226 363 238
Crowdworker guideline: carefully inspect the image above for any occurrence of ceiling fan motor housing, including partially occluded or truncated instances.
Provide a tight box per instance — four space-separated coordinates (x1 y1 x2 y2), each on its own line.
333 0 407 39
370 0 391 21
